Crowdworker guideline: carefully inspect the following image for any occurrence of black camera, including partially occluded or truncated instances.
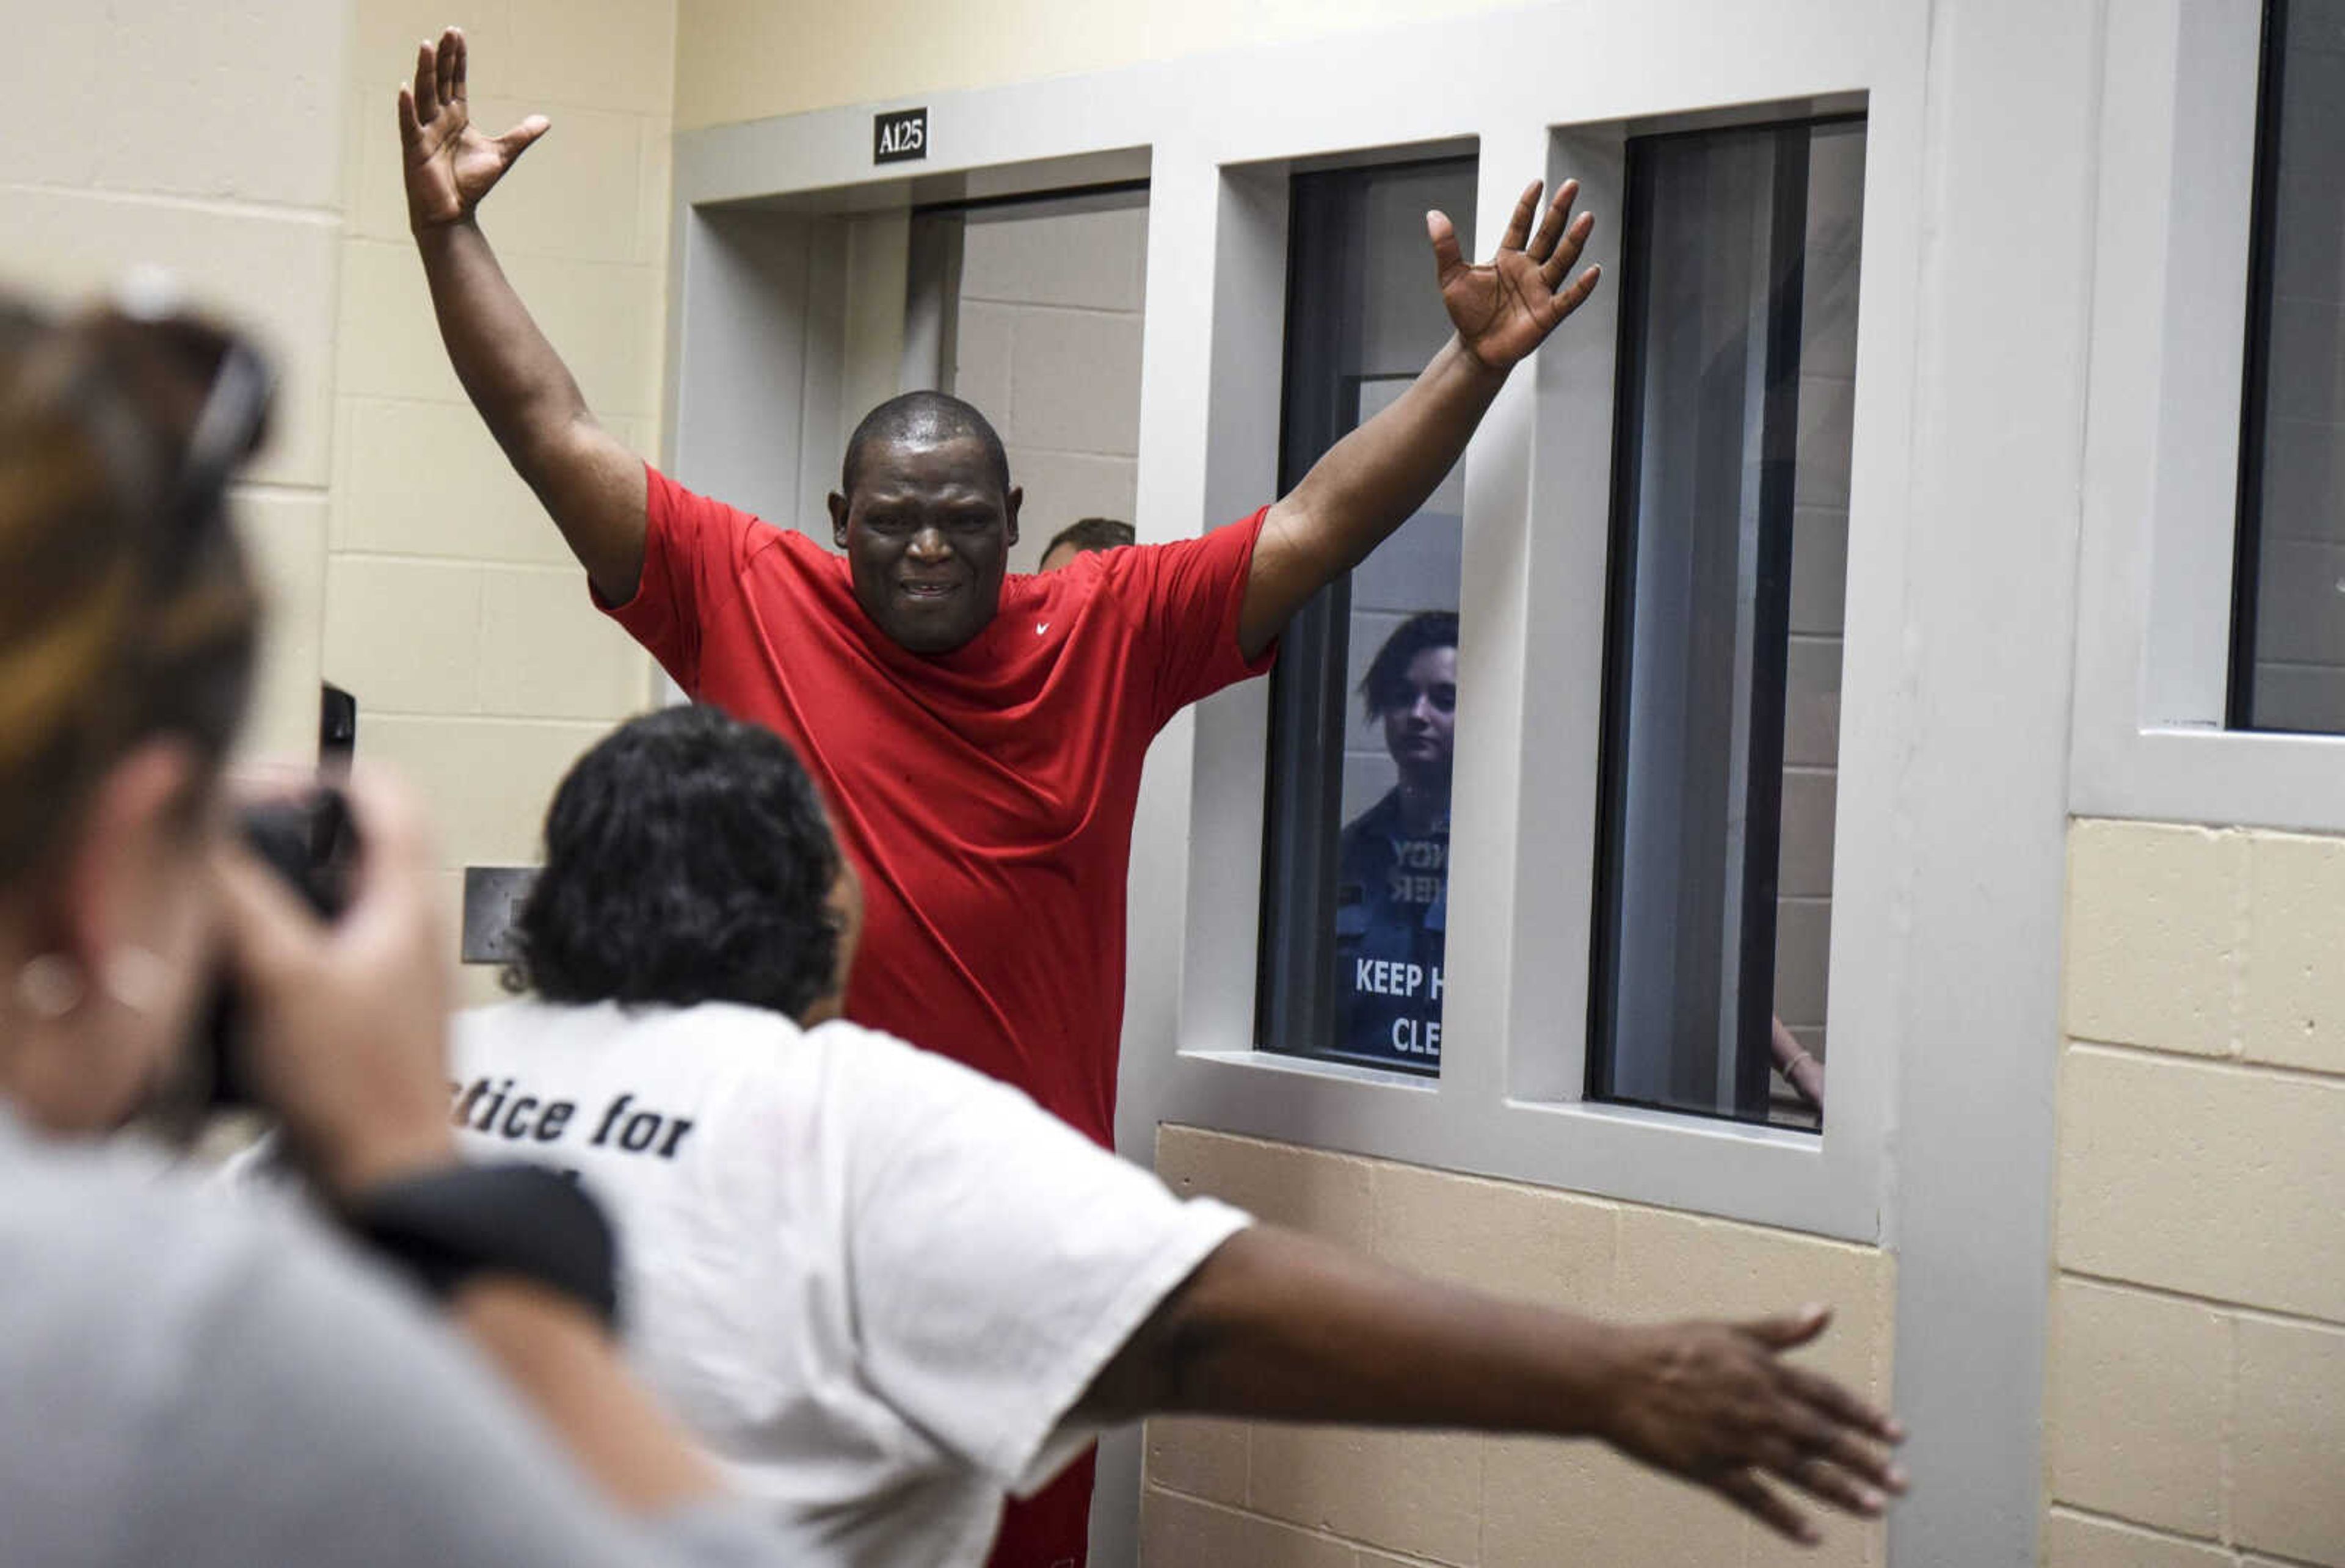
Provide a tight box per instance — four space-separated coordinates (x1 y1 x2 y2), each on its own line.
158 686 361 1117
195 788 356 1108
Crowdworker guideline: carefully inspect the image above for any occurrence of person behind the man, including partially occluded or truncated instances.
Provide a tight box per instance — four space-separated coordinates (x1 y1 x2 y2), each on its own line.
1037 516 1136 573
400 27 1599 1561
1337 611 1456 1067
442 703 1905 1567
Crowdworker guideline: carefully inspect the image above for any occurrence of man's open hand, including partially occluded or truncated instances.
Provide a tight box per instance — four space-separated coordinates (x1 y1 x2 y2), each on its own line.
398 27 547 233
1598 1305 1907 1545
1430 178 1601 374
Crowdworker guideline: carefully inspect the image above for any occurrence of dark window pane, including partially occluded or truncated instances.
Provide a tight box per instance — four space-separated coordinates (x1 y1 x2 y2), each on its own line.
1258 158 1475 1073
2233 0 2345 731
1590 118 1863 1129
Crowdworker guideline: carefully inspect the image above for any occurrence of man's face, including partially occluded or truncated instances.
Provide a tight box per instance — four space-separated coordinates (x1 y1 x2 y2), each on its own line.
827 435 1020 655
1379 645 1458 785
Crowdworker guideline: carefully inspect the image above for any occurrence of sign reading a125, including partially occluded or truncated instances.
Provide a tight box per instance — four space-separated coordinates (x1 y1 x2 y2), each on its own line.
874 107 928 165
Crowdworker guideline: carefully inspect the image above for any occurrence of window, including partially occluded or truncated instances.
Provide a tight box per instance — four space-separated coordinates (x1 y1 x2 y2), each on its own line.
1256 156 1475 1074
2230 0 2345 733
1588 117 1864 1128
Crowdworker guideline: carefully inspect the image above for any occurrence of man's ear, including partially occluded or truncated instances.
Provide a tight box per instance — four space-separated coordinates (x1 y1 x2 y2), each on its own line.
1004 485 1023 547
827 492 851 550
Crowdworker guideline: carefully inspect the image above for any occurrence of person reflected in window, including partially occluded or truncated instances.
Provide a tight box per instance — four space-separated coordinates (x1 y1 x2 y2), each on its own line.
1036 516 1135 573
1331 614 1823 1100
1337 612 1456 1067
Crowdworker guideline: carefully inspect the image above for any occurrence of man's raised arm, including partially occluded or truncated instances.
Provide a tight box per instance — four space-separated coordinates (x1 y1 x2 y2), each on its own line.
402 28 648 605
1237 180 1601 658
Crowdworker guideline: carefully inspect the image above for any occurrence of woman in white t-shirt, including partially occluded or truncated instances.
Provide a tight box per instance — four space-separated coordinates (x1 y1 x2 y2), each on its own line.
455 705 1908 1567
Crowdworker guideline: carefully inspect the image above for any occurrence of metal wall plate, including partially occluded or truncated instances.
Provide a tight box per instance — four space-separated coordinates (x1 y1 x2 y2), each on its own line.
461 866 538 965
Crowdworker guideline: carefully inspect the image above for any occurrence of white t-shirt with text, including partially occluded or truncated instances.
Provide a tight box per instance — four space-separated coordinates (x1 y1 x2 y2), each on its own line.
447 1000 1248 1568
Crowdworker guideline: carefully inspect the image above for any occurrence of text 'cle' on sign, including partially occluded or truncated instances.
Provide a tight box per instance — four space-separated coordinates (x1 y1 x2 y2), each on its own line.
874 107 928 165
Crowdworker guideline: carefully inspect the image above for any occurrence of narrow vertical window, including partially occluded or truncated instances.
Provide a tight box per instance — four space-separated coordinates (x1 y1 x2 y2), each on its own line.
1257 156 1477 1073
2230 0 2345 731
1590 117 1864 1128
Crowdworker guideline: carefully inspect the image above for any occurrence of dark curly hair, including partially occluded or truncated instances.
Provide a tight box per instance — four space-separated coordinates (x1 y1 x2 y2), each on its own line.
506 705 844 1020
1359 610 1460 723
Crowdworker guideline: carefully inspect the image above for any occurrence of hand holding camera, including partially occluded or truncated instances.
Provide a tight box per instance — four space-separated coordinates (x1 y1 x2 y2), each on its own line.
211 769 462 1199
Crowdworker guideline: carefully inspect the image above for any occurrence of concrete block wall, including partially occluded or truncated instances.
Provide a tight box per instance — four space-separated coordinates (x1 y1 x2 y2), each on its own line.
673 0 1521 132
2047 819 2345 1566
1141 1127 1896 1567
949 195 1147 575
0 5 351 762
331 1 674 1001
4 4 672 1002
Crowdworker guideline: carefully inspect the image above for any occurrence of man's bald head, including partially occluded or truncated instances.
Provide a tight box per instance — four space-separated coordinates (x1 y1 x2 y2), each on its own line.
841 391 1011 501
827 391 1023 655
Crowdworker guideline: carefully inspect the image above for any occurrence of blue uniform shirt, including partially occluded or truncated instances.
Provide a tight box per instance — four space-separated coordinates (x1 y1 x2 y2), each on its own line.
1333 788 1449 1069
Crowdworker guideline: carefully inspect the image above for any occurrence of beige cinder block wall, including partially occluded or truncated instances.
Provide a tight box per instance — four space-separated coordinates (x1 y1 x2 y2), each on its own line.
3 3 675 1006
2046 821 2345 1568
1144 1130 1894 1568
332 1 675 1003
672 0 1529 129
949 198 1149 575
0 6 352 761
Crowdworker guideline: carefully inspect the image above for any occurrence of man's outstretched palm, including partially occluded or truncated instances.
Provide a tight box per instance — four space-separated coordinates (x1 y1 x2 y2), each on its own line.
1430 179 1601 373
399 28 547 233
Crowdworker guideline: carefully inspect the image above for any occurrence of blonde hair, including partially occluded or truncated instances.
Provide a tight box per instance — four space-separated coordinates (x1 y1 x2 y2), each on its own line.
0 298 261 883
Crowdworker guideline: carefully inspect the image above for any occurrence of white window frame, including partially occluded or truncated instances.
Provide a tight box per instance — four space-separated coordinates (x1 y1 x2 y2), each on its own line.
1138 32 1912 1247
2070 0 2345 832
666 2 1923 1250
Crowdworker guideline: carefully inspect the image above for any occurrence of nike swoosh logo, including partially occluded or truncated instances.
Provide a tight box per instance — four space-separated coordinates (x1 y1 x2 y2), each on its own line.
1036 622 1050 635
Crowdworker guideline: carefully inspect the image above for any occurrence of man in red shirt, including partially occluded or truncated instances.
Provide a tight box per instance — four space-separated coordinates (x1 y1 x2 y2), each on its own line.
399 29 1598 1565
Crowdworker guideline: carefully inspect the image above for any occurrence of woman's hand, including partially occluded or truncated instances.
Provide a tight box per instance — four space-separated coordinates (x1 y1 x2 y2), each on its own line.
211 769 457 1199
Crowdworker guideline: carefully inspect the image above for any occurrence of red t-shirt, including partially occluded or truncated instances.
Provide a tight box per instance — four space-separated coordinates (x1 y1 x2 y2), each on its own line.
599 466 1273 1147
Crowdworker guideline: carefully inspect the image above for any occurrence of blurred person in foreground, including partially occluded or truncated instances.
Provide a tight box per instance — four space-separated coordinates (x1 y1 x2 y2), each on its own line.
411 703 1908 1566
1037 516 1135 573
0 289 807 1567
